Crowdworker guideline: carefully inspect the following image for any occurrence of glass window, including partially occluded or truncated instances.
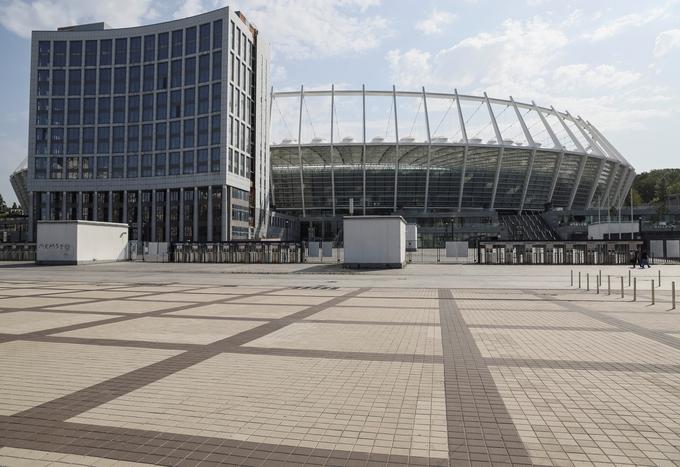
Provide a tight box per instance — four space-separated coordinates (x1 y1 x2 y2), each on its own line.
53 41 66 67
99 39 112 66
97 126 110 153
170 90 182 118
83 98 95 124
97 155 109 178
212 51 221 80
144 34 155 62
213 20 222 49
211 114 220 145
67 98 80 125
127 95 140 122
51 98 64 125
184 87 195 117
142 93 154 121
185 26 197 55
128 66 141 93
155 122 167 150
68 69 81 96
183 149 194 174
170 59 182 88
50 157 64 179
198 85 209 114
127 154 138 178
84 40 97 66
198 54 210 83
197 116 209 146
98 67 111 94
38 41 50 67
34 157 48 179
210 146 220 172
185 57 196 85
212 83 221 112
129 36 142 64
113 96 126 123
35 128 48 155
197 148 208 173
142 123 153 151
82 127 94 153
52 69 65 95
143 64 154 92
155 153 166 176
67 156 78 179
113 67 126 94
66 127 79 154
199 23 211 52
141 153 152 177
36 98 49 125
37 70 50 96
112 155 124 178
169 120 181 149
82 156 93 179
78 69 93 96
69 41 82 67
115 38 127 64
157 62 168 90
112 126 125 153
171 30 183 57
183 119 194 148
158 32 169 60
156 92 167 120
169 151 180 175
97 97 111 124
127 125 140 152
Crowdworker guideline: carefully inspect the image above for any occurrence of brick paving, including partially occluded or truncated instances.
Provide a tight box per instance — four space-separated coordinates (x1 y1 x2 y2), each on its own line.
0 275 679 466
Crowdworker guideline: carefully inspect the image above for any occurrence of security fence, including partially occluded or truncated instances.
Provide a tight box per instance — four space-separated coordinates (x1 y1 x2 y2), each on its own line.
171 241 304 263
0 243 36 261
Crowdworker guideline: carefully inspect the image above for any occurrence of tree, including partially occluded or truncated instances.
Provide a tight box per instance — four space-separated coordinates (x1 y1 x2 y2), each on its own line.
0 193 7 213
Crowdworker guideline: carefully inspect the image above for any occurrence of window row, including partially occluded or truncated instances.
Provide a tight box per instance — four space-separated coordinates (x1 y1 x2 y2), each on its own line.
230 21 253 64
37 21 222 68
36 53 222 96
35 117 221 155
228 148 251 179
34 149 220 179
36 87 221 126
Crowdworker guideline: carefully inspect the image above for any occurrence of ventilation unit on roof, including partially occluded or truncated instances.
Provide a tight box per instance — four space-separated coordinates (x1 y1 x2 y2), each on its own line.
341 137 354 143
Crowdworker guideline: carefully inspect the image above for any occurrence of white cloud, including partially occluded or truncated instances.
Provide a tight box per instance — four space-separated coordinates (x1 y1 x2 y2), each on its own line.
415 10 457 35
385 49 432 88
585 7 666 41
0 0 155 38
553 64 641 90
654 29 680 58
173 0 205 19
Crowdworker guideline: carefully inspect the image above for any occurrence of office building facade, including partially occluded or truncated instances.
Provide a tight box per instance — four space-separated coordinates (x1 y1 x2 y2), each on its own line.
26 7 271 242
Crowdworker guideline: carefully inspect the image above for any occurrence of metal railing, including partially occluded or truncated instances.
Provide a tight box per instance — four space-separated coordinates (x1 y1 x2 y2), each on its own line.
171 241 304 263
0 243 36 261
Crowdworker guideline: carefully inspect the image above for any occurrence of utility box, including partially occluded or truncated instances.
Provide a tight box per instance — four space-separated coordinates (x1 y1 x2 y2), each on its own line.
406 224 418 252
36 220 129 265
343 216 406 268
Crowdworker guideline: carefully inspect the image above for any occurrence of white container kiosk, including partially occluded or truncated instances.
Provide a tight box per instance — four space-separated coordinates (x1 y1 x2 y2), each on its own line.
36 220 129 265
343 216 406 268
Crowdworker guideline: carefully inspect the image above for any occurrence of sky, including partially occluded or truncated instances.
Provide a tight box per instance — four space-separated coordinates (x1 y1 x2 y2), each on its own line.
1 0 679 204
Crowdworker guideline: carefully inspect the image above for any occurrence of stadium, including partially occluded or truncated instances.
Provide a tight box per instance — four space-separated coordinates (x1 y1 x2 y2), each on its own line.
269 87 635 243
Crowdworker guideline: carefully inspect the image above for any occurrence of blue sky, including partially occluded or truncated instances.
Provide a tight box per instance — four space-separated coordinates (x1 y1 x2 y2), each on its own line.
1 0 679 204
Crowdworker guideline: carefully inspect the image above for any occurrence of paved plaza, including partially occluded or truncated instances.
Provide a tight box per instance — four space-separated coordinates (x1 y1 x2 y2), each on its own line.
0 263 680 466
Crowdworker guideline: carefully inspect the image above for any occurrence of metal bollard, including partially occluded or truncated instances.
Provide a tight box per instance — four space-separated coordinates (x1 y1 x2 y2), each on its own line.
633 277 636 302
652 279 655 305
608 275 611 296
587 273 590 292
599 269 602 287
658 269 661 287
571 269 573 287
673 282 676 310
596 277 600 294
579 272 581 289
628 269 631 287
621 276 624 298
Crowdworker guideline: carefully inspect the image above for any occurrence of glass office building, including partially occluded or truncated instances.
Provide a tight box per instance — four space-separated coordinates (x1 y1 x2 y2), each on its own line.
26 7 271 242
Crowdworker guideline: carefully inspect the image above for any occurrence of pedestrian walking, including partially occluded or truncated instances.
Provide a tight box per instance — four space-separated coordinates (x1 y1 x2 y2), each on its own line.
630 249 638 268
640 249 651 268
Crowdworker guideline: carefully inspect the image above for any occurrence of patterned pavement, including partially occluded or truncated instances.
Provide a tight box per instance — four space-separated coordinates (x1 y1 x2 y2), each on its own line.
0 278 679 466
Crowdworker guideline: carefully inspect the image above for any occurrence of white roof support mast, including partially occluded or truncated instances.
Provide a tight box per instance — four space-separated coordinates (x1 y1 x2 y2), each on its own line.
511 97 536 213
486 92 504 210
533 102 563 205
422 87 432 213
455 89 469 213
297 85 306 218
392 85 400 212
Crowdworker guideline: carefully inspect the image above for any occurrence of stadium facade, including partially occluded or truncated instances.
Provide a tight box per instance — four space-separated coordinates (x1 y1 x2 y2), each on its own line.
23 7 271 242
270 87 635 242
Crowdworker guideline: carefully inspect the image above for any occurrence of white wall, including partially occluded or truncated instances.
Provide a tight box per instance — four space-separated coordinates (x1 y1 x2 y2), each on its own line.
588 222 639 240
37 221 128 264
343 216 406 267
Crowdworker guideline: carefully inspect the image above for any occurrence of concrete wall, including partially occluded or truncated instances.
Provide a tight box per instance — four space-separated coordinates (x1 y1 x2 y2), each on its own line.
343 216 406 268
37 221 128 265
588 222 639 240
